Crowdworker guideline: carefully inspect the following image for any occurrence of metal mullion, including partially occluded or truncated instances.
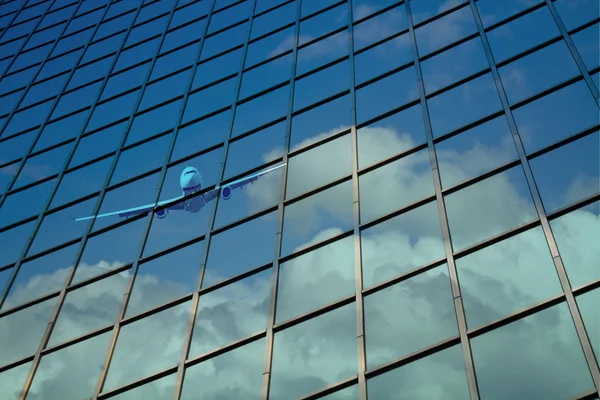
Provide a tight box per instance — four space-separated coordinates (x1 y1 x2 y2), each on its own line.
346 0 367 398
405 1 481 399
545 0 600 106
83 3 186 396
260 0 301 399
11 1 147 398
171 1 260 399
0 0 96 310
469 0 600 394
0 0 91 210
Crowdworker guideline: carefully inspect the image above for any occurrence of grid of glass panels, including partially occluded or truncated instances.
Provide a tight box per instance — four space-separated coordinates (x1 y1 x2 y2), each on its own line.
0 0 598 399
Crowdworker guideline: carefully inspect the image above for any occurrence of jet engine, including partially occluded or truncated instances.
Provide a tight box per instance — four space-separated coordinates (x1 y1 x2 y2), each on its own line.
221 185 232 200
155 208 168 219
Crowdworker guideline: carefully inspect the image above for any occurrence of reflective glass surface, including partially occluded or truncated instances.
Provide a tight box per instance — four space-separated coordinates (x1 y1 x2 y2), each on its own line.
0 1 597 398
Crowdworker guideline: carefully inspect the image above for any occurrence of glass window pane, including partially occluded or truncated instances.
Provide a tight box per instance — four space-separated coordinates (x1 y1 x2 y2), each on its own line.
356 66 418 125
471 303 595 399
551 202 600 288
572 22 600 71
445 166 537 251
224 121 286 181
458 226 562 329
0 221 35 268
293 60 350 112
282 180 353 256
531 132 599 214
270 303 357 399
361 200 446 289
428 73 501 138
49 272 127 346
126 99 183 146
104 301 190 391
181 338 265 399
277 236 355 323
415 6 477 57
359 147 434 223
34 109 90 152
577 288 600 360
367 344 470 399
70 121 126 168
421 36 489 95
499 40 580 105
436 115 517 189
251 1 295 40
1 181 55 229
353 5 407 52
190 269 271 356
357 104 426 169
299 3 348 46
0 298 55 366
513 81 599 154
287 134 352 200
555 0 599 31
0 130 35 165
487 6 560 63
29 332 111 399
204 211 278 287
0 361 32 400
109 133 173 186
240 53 292 100
245 25 294 67
290 94 352 150
475 0 544 28
2 244 76 310
200 22 248 61
192 47 244 91
233 84 289 136
182 77 237 124
214 161 285 228
170 110 231 163
87 89 141 132
296 30 350 77
127 241 204 317
32 195 95 252
13 142 73 189
72 218 147 284
354 33 412 86
139 70 190 111
51 157 112 208
365 264 458 368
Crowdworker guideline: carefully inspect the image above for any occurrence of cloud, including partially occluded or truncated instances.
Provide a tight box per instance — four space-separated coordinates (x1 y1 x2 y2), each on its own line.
0 122 598 400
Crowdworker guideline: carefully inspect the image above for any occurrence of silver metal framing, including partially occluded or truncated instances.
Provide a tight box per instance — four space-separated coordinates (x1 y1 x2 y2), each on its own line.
468 0 600 394
0 0 599 399
404 0 480 398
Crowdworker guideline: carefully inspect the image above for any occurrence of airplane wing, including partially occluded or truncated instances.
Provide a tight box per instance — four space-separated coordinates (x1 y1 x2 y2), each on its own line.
72 195 185 222
204 163 286 203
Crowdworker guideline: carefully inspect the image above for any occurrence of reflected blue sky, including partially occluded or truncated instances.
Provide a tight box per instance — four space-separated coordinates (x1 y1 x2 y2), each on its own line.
0 0 598 398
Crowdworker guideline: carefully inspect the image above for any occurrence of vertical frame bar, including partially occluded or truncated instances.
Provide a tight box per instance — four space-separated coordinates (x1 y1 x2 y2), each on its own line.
88 1 186 397
468 0 600 394
171 1 261 398
260 0 301 399
404 1 481 399
346 0 368 398
544 0 599 105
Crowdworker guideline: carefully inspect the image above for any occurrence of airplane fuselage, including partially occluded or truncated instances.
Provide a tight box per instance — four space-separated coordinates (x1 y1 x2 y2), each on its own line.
180 166 205 213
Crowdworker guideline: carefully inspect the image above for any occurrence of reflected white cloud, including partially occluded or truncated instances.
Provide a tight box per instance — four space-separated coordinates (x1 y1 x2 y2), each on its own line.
0 123 597 399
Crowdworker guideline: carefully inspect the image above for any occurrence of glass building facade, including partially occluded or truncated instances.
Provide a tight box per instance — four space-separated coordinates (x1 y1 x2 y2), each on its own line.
0 0 598 398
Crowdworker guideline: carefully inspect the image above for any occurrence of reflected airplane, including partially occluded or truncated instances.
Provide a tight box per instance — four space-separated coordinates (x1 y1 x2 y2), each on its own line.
73 163 286 222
